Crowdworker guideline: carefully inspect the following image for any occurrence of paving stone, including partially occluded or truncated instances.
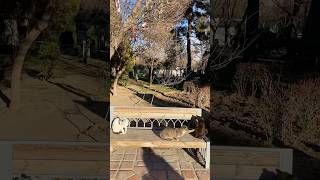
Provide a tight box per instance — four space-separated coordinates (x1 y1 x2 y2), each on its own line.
167 162 179 170
127 174 140 180
115 170 135 179
181 170 196 180
177 152 187 161
149 170 167 180
120 161 134 170
196 170 210 180
110 161 120 170
141 174 155 180
111 154 123 161
137 153 147 161
110 170 117 179
136 161 146 167
110 147 209 180
113 149 125 155
162 155 178 162
124 154 136 161
134 166 149 176
125 148 138 154
162 149 177 156
152 162 168 170
180 162 193 170
167 170 184 180
192 161 205 170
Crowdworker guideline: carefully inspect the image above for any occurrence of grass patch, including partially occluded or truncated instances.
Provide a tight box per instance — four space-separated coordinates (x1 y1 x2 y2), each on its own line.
125 79 181 95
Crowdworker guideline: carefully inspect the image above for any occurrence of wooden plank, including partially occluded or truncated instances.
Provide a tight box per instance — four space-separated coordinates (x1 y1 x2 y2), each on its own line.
13 145 107 161
211 149 279 166
235 165 277 179
279 148 293 174
112 106 202 119
13 160 107 176
111 129 206 148
210 146 293 180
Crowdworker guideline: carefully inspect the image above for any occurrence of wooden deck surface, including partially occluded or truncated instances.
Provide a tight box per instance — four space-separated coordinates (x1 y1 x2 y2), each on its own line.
12 144 107 176
111 129 206 148
210 146 293 179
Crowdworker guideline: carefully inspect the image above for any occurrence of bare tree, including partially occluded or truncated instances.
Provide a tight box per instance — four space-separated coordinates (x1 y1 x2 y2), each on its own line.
110 0 191 59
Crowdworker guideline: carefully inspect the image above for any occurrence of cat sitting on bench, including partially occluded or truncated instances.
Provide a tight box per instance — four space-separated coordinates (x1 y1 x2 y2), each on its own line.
160 125 194 141
191 116 208 139
112 117 129 134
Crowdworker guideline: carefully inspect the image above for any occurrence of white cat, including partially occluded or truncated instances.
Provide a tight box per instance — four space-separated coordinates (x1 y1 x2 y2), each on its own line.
111 117 129 134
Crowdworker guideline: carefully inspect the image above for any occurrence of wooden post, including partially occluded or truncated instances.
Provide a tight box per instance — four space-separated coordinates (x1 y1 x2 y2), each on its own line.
0 142 12 180
205 137 210 169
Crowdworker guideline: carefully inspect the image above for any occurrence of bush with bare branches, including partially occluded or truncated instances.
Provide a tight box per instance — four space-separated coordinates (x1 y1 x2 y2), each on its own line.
280 79 320 157
220 63 320 157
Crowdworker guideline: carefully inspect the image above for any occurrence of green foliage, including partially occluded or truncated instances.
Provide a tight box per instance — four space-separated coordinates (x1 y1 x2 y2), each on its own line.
44 0 80 42
51 0 80 32
87 26 98 48
112 38 136 75
120 74 130 87
38 41 60 80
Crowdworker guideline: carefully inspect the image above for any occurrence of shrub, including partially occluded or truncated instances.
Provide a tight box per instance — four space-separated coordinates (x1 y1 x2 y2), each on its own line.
38 41 60 80
231 63 320 155
281 79 320 146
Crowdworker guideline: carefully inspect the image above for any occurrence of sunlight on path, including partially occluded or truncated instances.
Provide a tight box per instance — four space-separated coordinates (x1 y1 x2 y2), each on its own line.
110 86 154 107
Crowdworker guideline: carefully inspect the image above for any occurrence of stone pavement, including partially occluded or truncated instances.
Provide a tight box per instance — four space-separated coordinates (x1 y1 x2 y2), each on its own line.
110 147 210 180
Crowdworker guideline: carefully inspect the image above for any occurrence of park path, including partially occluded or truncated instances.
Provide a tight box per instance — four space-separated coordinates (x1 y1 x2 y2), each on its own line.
0 57 107 142
110 85 210 180
110 86 154 107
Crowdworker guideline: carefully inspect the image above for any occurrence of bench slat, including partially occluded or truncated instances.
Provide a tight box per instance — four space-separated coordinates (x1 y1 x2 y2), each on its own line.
13 160 107 176
111 106 202 119
13 145 107 161
111 129 206 148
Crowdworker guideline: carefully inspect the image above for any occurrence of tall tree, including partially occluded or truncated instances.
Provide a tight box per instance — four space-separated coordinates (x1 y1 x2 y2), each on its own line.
1 0 80 110
110 37 135 94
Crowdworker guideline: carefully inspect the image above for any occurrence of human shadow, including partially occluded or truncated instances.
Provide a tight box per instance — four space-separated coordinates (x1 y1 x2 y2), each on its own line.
141 147 184 180
259 168 299 180
48 81 107 119
258 168 277 180
0 90 10 107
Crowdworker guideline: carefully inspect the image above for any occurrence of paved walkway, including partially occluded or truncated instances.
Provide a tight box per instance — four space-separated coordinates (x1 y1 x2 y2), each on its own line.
110 148 210 180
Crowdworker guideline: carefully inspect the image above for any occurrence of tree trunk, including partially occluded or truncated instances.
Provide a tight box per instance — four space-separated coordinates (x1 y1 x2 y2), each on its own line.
9 15 50 110
186 18 192 77
149 66 153 86
111 67 126 95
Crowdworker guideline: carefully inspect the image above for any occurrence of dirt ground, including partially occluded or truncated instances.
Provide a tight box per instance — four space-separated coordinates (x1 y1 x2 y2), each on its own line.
0 56 107 142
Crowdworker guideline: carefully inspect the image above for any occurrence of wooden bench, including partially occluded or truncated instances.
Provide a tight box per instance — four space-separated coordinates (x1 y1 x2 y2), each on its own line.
0 141 107 180
110 106 210 169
